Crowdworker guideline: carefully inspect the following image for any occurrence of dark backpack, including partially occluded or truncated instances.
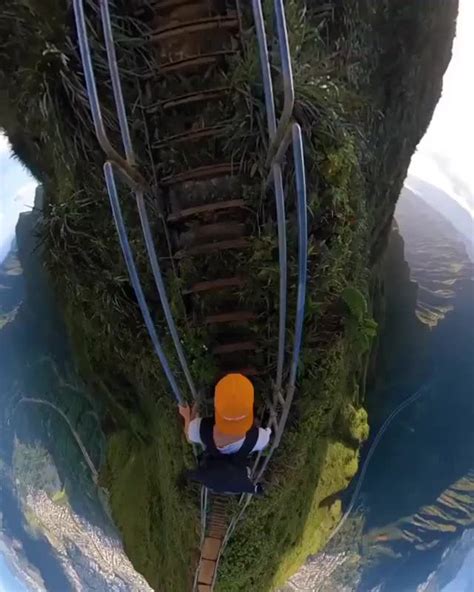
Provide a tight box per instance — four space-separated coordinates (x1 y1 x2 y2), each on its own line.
186 418 260 494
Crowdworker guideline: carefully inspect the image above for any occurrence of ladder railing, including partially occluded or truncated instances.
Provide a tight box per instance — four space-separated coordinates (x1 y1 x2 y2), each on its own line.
252 0 308 466
72 0 198 404
208 0 309 584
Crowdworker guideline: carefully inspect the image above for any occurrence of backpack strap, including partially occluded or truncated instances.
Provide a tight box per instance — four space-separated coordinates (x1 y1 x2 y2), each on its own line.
199 417 221 456
200 419 259 460
233 427 259 461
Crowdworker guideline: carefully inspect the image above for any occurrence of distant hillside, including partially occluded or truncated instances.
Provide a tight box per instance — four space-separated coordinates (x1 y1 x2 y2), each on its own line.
405 175 474 260
282 189 474 592
418 528 474 591
0 188 152 592
358 189 474 591
0 244 24 317
397 186 473 326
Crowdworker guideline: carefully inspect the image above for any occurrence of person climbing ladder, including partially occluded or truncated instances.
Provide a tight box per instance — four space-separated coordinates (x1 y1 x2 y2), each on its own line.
179 373 271 494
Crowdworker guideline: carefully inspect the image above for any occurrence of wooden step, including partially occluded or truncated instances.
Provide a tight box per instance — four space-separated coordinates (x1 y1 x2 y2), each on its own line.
159 51 237 74
198 559 216 586
213 341 257 355
168 200 245 224
155 124 228 148
184 276 245 294
136 0 196 16
208 525 227 538
159 87 230 112
162 163 235 186
198 585 212 592
217 366 260 378
204 311 257 325
179 222 246 247
208 519 228 530
152 16 238 42
174 238 249 259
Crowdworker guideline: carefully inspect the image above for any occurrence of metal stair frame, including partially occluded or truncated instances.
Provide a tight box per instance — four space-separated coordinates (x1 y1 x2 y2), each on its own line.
205 1 309 585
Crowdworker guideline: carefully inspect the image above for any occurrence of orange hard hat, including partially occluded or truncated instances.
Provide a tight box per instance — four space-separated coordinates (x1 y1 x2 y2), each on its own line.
214 373 254 436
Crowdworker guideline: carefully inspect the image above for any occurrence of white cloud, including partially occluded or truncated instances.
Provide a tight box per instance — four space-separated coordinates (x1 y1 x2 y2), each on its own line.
15 180 37 207
409 0 474 218
0 180 38 262
0 133 11 156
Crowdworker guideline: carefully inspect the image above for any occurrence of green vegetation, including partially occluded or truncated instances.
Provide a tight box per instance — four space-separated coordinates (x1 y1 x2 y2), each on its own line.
101 407 200 592
12 440 60 499
342 287 378 355
217 344 366 590
0 0 457 590
51 488 68 505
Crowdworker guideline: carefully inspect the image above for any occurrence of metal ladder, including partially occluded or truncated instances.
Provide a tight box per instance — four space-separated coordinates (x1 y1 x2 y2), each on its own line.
195 1 309 588
73 1 308 590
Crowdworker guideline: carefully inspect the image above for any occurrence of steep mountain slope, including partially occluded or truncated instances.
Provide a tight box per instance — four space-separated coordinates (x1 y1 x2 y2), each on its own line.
405 175 473 260
0 192 152 591
0 1 458 590
0 243 24 319
283 188 473 592
397 186 473 325
359 190 474 591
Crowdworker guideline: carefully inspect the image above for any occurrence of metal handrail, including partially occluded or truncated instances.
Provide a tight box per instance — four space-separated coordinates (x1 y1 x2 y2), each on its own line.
104 162 184 404
73 0 143 187
100 0 135 165
73 0 198 402
99 0 198 400
252 0 288 396
270 0 295 161
261 123 307 456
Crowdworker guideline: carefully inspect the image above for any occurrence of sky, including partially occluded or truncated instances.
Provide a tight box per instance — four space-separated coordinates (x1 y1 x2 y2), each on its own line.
0 553 29 592
410 2 473 588
409 0 474 218
0 135 37 264
442 543 474 592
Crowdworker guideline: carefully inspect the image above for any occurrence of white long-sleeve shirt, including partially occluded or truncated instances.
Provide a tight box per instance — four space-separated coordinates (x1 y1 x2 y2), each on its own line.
187 418 271 454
